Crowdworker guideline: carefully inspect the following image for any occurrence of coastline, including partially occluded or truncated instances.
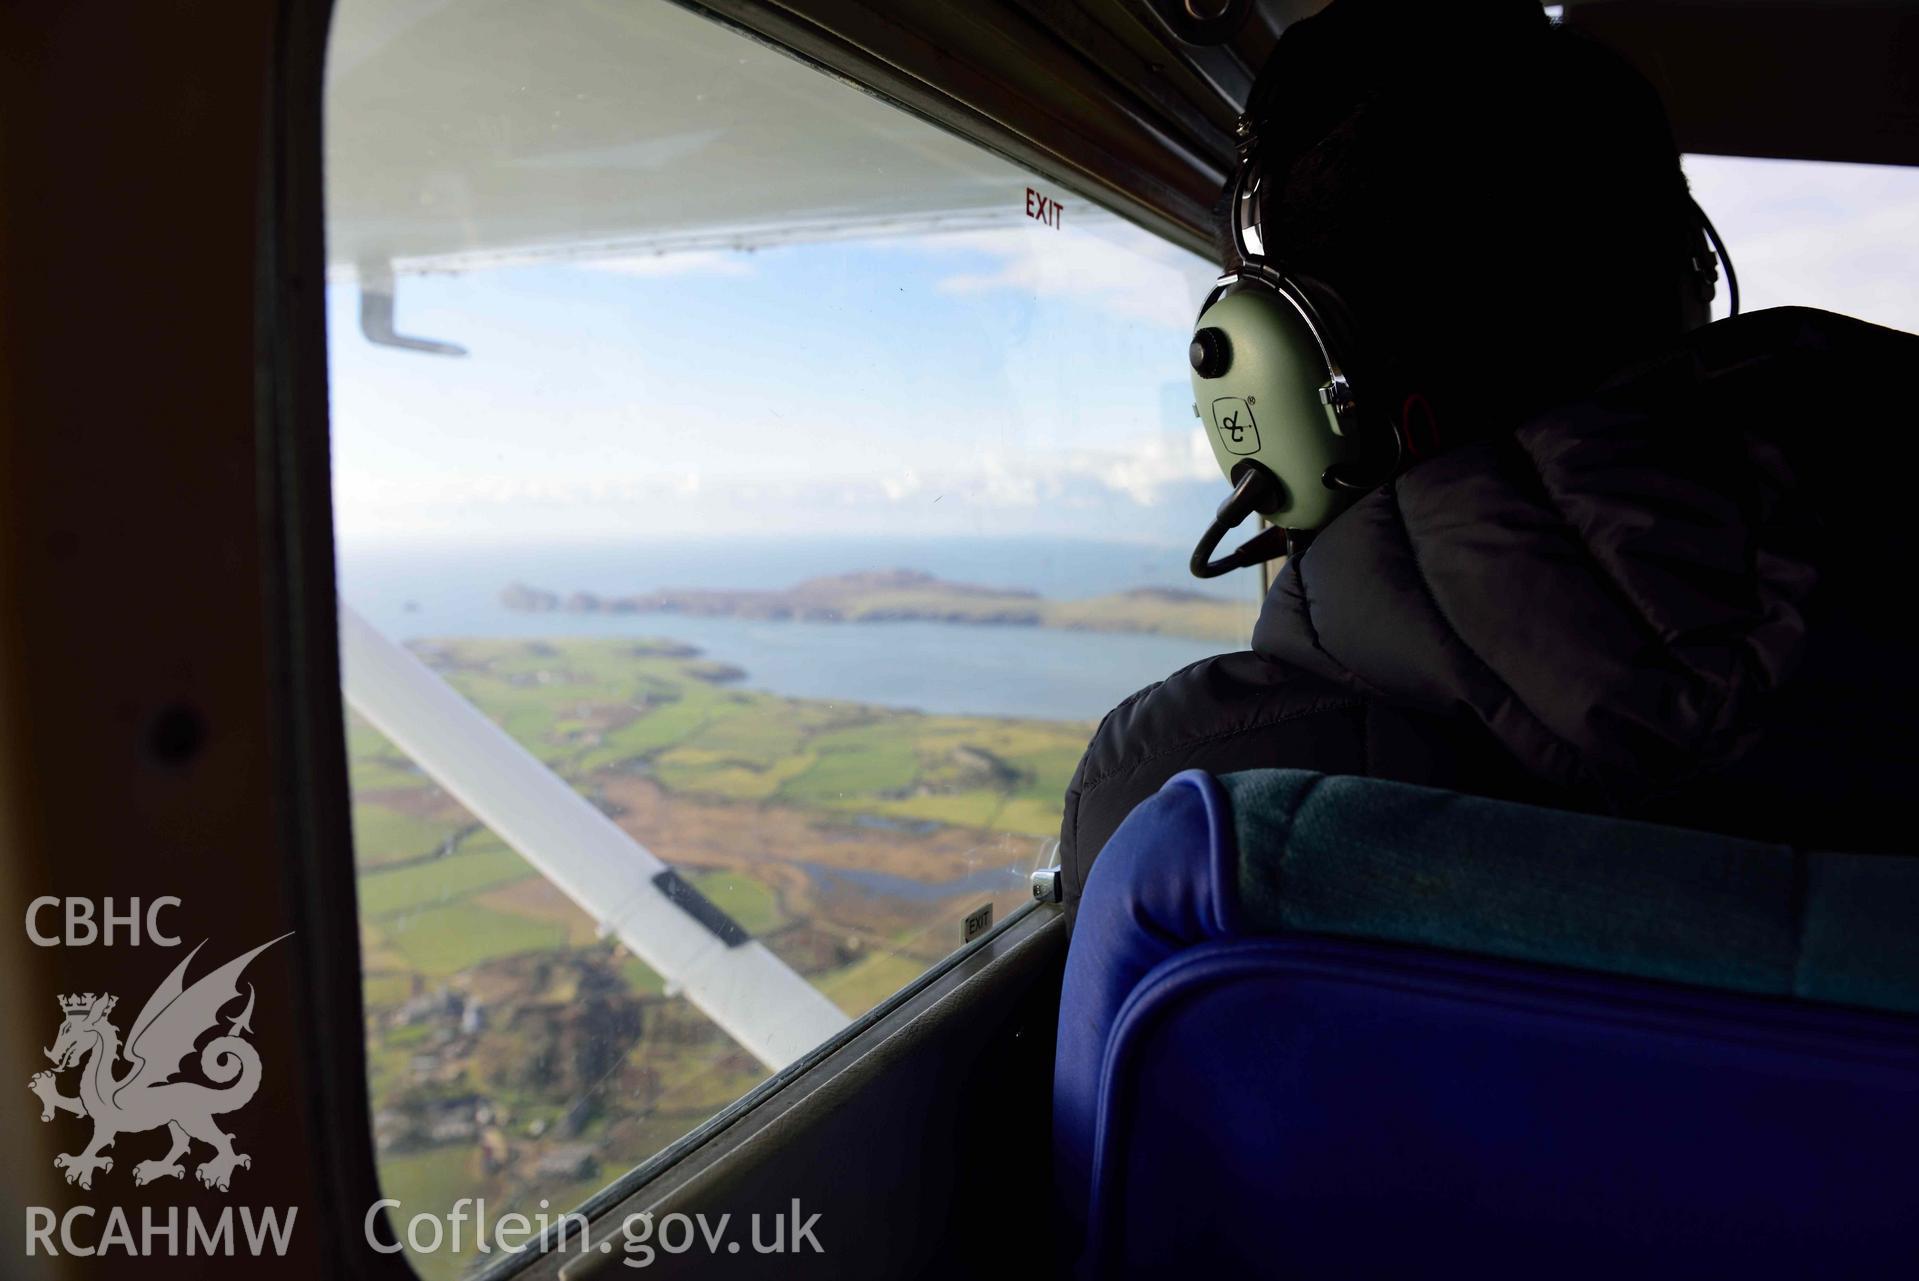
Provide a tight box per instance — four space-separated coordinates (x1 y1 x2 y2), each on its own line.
500 567 1253 644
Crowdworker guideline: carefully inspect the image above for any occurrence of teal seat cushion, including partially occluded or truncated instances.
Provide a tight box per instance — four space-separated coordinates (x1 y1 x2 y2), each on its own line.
1221 770 1919 1014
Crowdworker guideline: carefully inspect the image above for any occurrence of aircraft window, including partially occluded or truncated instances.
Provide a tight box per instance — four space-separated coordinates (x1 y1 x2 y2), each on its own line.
324 0 1244 1272
1683 154 1919 333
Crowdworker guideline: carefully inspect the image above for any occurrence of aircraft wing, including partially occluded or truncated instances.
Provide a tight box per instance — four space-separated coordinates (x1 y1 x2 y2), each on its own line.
325 0 1034 280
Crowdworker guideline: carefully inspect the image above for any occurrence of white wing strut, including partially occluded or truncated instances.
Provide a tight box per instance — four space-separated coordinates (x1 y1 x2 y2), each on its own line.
337 602 849 1070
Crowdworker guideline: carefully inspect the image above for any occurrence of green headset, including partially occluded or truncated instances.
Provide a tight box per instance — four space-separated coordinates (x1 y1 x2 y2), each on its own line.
1187 113 1739 578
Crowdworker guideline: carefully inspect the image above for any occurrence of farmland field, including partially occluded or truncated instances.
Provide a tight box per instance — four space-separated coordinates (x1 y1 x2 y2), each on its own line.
353 635 1089 1279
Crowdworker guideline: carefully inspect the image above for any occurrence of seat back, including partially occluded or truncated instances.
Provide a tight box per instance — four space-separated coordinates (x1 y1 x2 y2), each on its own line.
1054 769 1919 1277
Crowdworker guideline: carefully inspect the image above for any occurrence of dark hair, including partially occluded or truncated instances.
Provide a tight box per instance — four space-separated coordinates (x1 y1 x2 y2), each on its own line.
1225 0 1695 432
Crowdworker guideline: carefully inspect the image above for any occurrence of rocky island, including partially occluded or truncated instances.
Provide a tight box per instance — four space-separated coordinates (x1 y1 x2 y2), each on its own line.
501 569 1250 644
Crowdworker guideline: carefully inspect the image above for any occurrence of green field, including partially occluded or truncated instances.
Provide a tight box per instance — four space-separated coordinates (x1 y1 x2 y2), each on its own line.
352 804 464 869
816 950 928 1016
358 841 535 918
379 900 571 976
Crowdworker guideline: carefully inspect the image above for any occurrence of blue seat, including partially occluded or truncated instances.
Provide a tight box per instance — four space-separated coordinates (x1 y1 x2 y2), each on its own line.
1054 769 1919 1278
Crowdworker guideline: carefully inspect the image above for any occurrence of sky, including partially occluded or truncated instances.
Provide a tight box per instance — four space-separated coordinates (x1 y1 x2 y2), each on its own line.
1683 155 1919 327
327 214 1229 547
327 154 1919 550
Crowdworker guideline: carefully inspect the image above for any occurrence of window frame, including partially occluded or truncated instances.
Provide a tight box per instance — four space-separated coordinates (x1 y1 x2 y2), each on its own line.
471 899 1053 1280
270 1 1232 1275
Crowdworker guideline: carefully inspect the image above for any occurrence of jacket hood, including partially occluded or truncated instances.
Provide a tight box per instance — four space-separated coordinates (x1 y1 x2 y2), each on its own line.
1251 308 1885 808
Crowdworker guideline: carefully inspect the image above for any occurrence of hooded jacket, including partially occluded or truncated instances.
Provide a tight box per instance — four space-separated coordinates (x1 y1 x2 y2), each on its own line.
1058 307 1919 912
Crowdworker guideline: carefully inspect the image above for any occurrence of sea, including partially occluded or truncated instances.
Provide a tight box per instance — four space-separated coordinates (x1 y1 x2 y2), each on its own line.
337 535 1254 722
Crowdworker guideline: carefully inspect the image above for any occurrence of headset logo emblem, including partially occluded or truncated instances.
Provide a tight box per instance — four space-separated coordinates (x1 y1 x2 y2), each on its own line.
29 934 287 1192
1210 397 1261 456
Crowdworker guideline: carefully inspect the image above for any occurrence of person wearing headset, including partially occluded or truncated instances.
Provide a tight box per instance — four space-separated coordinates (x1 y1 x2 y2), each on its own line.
1057 0 1919 914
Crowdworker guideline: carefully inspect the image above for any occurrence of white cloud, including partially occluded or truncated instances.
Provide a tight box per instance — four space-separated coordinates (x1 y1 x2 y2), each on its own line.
902 218 1215 329
869 429 1220 510
333 425 1223 543
1084 429 1221 506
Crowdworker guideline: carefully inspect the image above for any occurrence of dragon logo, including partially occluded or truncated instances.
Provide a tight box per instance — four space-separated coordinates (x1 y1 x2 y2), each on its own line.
28 935 288 1192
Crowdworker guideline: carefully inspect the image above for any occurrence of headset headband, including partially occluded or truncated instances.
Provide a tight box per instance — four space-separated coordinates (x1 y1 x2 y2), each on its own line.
1687 195 1740 316
1217 114 1366 440
1228 114 1267 262
1228 112 1738 322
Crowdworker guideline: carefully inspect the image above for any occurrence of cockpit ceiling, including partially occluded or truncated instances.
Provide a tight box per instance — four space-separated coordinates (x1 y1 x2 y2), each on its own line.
324 0 1037 278
1565 2 1919 170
